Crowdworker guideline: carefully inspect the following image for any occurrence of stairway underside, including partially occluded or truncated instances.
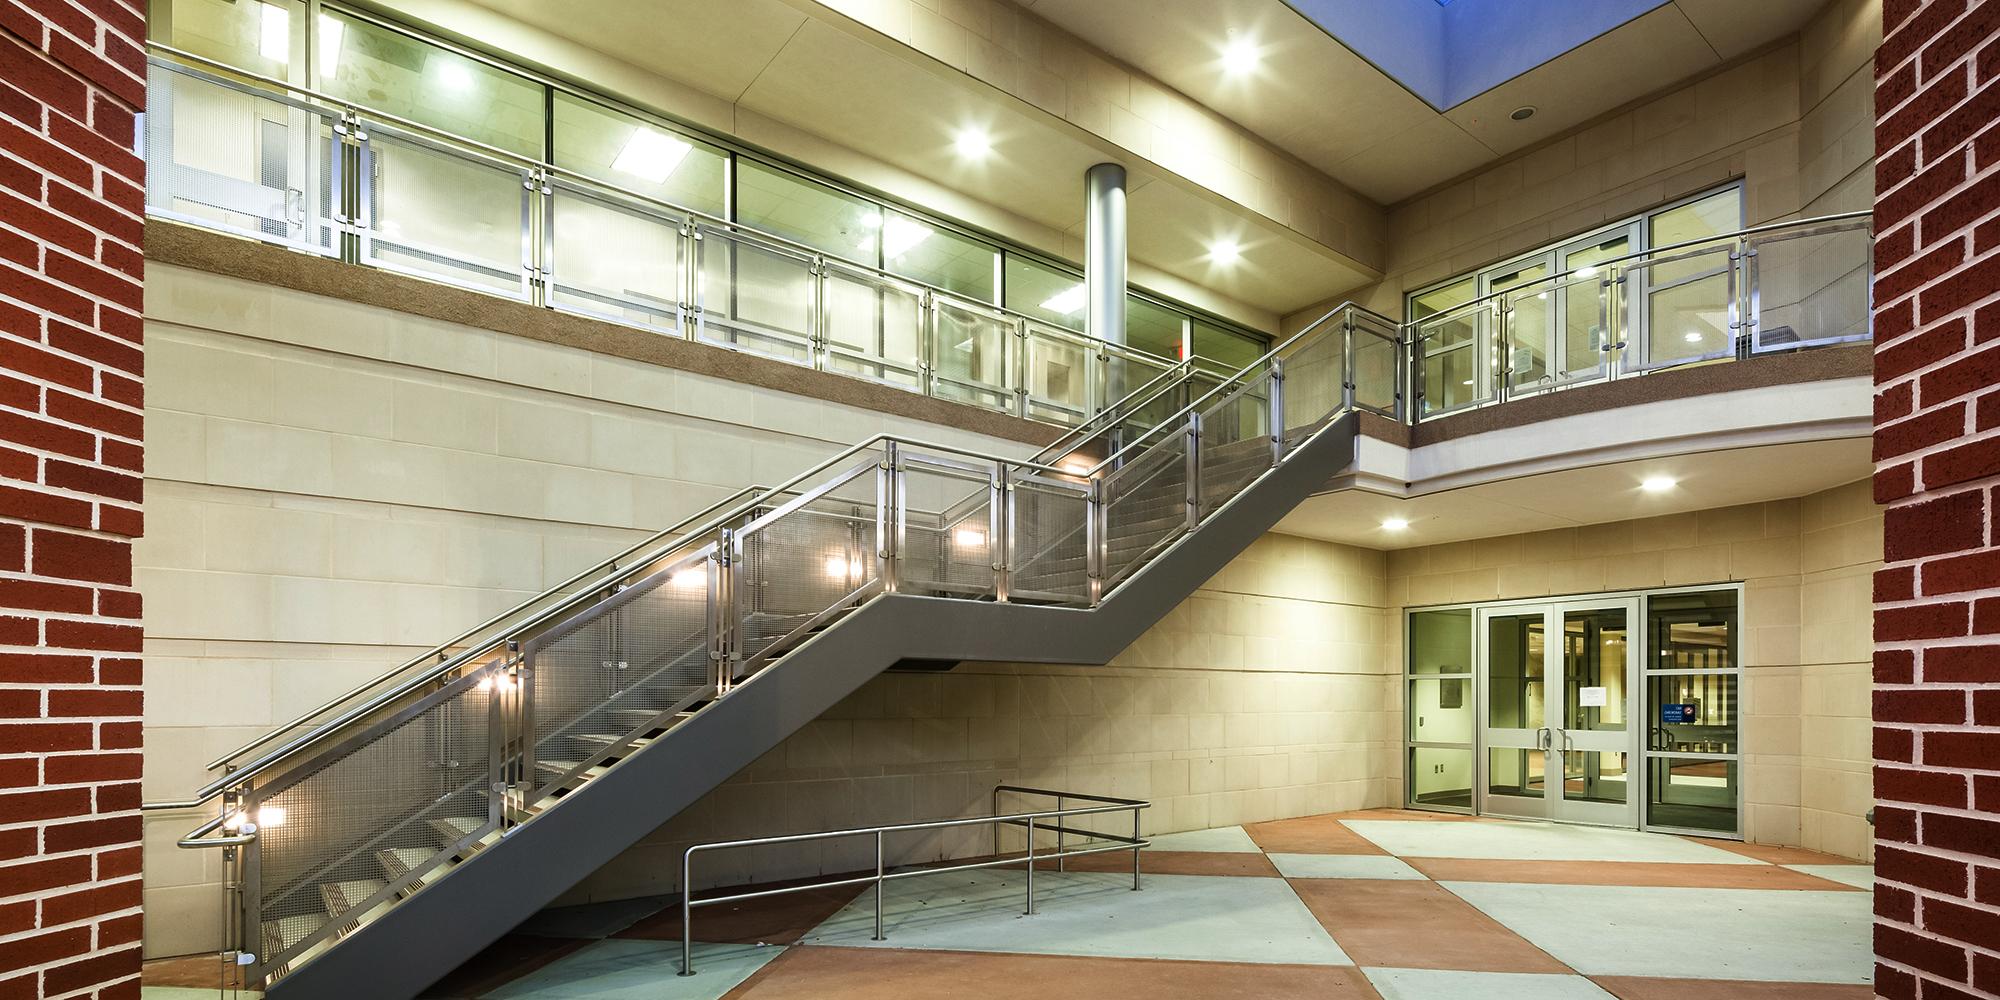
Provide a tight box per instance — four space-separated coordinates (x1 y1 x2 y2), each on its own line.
268 413 1357 1000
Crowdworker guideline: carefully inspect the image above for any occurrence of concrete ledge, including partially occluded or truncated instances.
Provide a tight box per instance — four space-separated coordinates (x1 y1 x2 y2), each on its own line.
144 220 1064 449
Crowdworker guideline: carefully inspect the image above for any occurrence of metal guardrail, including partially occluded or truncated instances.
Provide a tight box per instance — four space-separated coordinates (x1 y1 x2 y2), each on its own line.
676 785 1149 975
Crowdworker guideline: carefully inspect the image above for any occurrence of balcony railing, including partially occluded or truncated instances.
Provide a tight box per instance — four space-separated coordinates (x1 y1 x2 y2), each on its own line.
140 47 1181 429
141 44 1872 436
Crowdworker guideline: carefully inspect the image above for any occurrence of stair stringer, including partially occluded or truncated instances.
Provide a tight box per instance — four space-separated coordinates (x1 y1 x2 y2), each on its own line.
267 413 1356 1000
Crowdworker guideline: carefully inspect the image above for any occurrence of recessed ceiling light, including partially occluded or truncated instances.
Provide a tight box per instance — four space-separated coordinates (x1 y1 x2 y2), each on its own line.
1208 238 1242 264
952 127 993 159
612 127 693 184
1221 34 1261 75
1041 284 1086 315
1382 517 1409 531
1510 105 1537 121
1641 476 1677 493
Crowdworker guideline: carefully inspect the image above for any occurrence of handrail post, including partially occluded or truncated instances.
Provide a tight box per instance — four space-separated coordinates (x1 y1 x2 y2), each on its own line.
878 442 899 595
1267 354 1286 465
991 464 1010 603
873 830 886 941
1183 410 1203 529
1132 805 1142 891
1056 794 1066 873
1340 312 1356 415
1024 815 1036 915
679 848 695 976
1084 480 1103 607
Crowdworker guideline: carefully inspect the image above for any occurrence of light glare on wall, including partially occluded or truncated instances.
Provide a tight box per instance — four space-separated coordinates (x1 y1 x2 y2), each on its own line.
670 568 706 590
953 527 987 548
258 2 289 62
825 556 863 580
1041 284 1086 315
613 128 693 184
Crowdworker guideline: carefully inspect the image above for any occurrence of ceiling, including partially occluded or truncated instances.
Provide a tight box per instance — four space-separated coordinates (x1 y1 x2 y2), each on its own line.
1020 0 1829 203
445 0 1377 318
1274 437 1870 549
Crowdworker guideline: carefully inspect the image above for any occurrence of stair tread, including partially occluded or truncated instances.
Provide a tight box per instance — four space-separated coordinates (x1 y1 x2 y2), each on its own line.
320 879 387 917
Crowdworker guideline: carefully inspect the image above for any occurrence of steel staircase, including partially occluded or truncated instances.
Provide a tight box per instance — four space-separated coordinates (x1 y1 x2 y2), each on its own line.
170 302 1402 999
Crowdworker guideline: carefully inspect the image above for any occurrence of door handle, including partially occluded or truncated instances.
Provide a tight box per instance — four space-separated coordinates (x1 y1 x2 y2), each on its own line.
1536 727 1552 752
1559 729 1574 756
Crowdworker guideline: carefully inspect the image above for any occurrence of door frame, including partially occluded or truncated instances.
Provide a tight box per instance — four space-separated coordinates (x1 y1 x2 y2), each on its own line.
1407 583 1746 838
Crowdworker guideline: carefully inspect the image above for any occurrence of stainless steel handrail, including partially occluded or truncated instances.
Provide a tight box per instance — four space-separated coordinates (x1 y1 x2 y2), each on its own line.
676 784 1148 975
1410 211 1872 329
145 45 1183 375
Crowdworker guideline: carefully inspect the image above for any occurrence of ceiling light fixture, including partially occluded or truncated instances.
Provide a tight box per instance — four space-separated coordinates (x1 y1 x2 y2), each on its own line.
1683 331 1704 343
1641 476 1677 493
1221 34 1262 75
1208 238 1242 264
612 127 693 184
1382 517 1410 531
429 58 475 92
317 13 345 73
882 215 933 259
1041 284 1087 315
1510 105 1537 121
953 127 993 159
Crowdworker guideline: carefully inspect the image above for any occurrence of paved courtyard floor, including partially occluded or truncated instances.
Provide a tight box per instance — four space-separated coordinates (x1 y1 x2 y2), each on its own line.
141 808 1874 999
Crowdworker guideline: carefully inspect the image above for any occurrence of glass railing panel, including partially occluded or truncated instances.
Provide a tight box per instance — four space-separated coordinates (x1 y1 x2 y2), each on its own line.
821 262 925 390
1099 342 1173 414
1414 302 1495 417
1349 311 1402 416
1100 431 1188 587
143 63 341 256
1499 274 1615 398
1022 323 1092 427
692 225 817 364
1005 474 1091 604
732 462 881 667
1746 223 1871 352
1279 329 1344 445
359 122 531 297
1196 375 1274 517
895 454 998 600
545 181 687 333
244 659 503 986
1624 243 1736 372
520 546 715 801
929 297 1014 412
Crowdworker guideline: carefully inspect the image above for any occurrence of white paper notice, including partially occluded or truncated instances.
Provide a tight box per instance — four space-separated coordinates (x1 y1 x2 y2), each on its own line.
1578 686 1608 707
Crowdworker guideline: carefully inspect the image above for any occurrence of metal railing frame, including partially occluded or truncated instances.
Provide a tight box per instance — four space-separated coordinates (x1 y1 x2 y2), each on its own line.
675 785 1148 976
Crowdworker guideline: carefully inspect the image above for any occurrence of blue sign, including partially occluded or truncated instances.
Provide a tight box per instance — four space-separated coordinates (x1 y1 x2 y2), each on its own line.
1661 704 1697 724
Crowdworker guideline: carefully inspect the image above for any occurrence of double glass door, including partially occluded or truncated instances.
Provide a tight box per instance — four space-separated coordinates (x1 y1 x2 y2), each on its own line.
1478 599 1638 827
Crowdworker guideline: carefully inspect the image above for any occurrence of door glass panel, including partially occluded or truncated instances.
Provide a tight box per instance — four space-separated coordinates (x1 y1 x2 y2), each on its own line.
1649 590 1738 670
1409 608 1471 674
1485 612 1545 730
1647 673 1738 754
1562 608 1627 733
1490 261 1551 391
1488 747 1547 801
1559 233 1629 376
1561 750 1629 806
1410 747 1473 809
1649 757 1738 832
1408 679 1473 743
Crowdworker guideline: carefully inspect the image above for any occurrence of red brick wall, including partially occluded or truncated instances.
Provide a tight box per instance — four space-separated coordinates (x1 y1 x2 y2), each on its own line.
0 0 147 996
1873 0 2000 996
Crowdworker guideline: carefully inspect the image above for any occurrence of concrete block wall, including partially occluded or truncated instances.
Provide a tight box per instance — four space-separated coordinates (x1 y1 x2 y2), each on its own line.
0 1 149 995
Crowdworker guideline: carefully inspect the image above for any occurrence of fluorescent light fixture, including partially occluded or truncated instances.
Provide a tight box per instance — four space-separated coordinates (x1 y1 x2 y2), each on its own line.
1221 34 1261 75
1641 476 1677 493
953 527 987 547
1683 331 1703 343
1576 265 1598 279
1208 238 1242 264
317 13 345 74
429 58 474 92
1041 283 1087 315
952 127 992 159
882 215 933 259
1381 517 1409 531
259 2 290 62
612 127 693 185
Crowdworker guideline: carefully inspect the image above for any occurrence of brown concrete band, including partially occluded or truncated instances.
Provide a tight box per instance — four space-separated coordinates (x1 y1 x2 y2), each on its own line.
143 220 1067 449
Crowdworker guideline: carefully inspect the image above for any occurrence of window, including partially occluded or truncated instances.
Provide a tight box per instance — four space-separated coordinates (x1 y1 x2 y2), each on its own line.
1004 255 1083 328
1192 320 1264 371
735 161 880 261
319 11 545 159
150 0 301 80
1126 297 1186 361
553 93 727 217
885 211 997 303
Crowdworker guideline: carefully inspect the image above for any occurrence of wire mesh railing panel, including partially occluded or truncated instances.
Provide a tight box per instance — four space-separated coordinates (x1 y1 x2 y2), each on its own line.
1747 224 1871 352
821 263 925 390
523 550 714 795
1022 324 1092 426
1100 433 1188 586
1007 476 1091 603
896 459 998 600
1197 376 1274 518
248 666 499 977
144 63 341 256
693 225 817 364
930 298 1014 411
358 123 531 298
546 183 687 333
1278 330 1344 446
735 469 880 665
